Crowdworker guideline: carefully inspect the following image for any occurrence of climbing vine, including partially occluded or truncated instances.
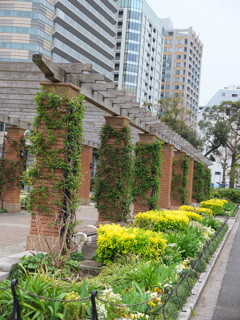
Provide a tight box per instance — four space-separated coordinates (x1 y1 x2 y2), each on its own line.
192 163 211 202
0 135 26 210
203 167 211 200
133 141 162 210
27 87 85 250
94 123 133 222
171 156 190 204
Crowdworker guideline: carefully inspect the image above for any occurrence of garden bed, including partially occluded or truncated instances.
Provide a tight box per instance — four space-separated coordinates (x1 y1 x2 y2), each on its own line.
0 200 235 320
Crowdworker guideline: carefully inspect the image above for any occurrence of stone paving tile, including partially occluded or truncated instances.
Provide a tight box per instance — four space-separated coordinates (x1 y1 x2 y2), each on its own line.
0 203 98 259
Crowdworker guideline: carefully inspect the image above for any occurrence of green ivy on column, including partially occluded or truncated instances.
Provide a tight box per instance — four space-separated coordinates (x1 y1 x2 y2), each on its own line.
133 141 162 210
193 162 211 202
94 124 133 222
27 87 85 250
171 156 190 204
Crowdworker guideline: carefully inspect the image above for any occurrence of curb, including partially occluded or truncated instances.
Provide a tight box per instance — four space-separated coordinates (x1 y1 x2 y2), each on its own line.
177 215 237 320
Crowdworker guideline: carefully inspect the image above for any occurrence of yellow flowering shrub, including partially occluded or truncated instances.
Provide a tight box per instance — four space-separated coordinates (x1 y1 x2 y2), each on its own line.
195 207 213 216
200 199 228 215
133 210 189 232
178 205 195 212
97 224 167 264
175 210 202 222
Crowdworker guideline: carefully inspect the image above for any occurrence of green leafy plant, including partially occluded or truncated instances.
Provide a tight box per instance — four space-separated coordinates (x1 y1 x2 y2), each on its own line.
97 224 167 264
171 156 190 204
165 226 205 259
202 216 222 230
211 188 240 203
133 210 189 232
94 124 133 222
133 141 162 210
192 162 211 202
26 88 85 252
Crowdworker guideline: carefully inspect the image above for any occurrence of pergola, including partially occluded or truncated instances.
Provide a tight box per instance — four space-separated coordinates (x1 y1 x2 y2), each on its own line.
0 55 211 251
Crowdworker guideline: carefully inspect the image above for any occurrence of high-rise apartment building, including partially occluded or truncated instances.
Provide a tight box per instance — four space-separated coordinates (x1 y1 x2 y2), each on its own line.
0 0 119 80
160 24 203 128
114 0 164 112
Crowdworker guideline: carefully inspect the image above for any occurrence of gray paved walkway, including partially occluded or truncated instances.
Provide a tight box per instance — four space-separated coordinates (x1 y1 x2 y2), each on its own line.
212 216 240 320
0 203 98 258
191 215 240 320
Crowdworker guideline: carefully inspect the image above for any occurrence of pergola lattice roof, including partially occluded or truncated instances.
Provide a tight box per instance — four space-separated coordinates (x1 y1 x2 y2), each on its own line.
0 55 211 166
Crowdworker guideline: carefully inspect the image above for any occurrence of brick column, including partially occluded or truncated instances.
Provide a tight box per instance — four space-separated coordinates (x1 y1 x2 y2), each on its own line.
79 145 93 205
133 133 158 215
27 82 79 252
186 157 194 204
2 126 25 212
171 151 186 208
97 116 130 223
159 144 174 209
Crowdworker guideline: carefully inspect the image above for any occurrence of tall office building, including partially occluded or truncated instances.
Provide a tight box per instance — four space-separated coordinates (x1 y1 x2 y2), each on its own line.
0 0 119 80
53 0 119 80
0 0 54 61
160 23 203 128
114 0 164 112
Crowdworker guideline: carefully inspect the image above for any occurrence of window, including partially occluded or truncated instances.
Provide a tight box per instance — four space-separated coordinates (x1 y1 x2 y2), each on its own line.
118 21 123 27
232 94 238 97
115 52 120 59
114 74 119 81
118 10 123 17
117 31 122 39
115 63 120 70
220 92 226 97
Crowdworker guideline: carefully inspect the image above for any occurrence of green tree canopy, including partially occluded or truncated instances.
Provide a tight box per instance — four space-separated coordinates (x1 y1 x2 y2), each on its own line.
158 96 203 150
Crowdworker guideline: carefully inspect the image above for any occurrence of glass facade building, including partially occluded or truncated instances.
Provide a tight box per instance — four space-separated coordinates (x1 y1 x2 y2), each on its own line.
0 0 54 61
114 0 164 112
0 0 119 80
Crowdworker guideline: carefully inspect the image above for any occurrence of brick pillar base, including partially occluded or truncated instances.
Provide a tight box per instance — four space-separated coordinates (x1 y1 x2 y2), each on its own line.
26 82 79 252
2 126 25 213
159 144 174 209
133 133 158 215
79 145 93 205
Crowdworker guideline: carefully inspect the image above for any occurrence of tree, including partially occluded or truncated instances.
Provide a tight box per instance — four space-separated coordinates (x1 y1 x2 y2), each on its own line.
198 118 229 156
200 100 240 188
158 96 203 149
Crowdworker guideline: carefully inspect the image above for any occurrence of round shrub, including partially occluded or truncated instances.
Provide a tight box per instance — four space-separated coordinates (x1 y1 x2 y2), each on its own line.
195 207 213 216
178 205 195 212
133 210 189 232
97 224 167 264
200 199 227 215
175 210 202 222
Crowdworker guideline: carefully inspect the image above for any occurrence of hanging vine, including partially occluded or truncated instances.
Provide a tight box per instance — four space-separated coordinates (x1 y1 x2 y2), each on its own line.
133 141 162 210
94 123 133 222
27 87 85 250
171 156 190 204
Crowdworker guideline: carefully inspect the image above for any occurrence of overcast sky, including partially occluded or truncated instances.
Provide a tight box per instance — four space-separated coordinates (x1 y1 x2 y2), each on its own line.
146 0 240 106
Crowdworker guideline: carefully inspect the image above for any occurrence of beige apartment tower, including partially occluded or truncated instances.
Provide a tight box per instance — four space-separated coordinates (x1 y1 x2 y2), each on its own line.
160 25 203 128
